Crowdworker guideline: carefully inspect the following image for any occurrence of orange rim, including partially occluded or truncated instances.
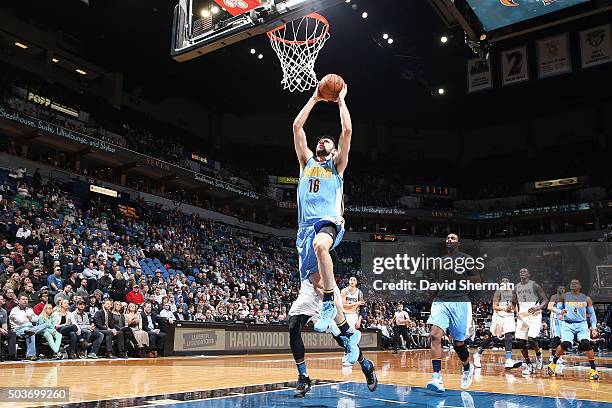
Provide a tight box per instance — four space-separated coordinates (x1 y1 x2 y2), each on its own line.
267 13 330 45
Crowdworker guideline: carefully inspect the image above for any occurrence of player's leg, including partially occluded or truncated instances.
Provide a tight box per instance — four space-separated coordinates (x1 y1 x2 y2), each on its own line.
447 302 475 389
515 317 534 375
503 332 522 369
355 348 378 391
311 225 348 331
526 317 543 369
427 325 446 392
326 320 376 391
474 331 493 368
577 325 599 380
582 340 600 380
426 302 449 393
289 314 313 397
549 336 561 362
548 322 572 377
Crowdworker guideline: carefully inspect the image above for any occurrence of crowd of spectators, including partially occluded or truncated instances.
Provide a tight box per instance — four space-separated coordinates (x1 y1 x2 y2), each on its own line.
4 60 612 221
0 169 611 362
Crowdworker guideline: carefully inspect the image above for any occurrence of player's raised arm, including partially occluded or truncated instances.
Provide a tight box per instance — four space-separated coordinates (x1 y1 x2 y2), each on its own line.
293 88 324 169
334 84 352 176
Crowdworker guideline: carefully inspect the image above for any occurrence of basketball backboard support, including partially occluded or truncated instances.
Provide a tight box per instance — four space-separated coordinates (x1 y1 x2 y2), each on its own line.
171 0 344 62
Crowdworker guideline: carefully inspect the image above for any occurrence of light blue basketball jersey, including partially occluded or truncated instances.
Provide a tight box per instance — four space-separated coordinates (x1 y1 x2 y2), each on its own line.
563 292 588 323
297 156 343 226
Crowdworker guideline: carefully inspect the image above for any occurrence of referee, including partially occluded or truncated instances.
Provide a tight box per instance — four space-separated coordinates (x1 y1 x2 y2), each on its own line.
392 303 412 352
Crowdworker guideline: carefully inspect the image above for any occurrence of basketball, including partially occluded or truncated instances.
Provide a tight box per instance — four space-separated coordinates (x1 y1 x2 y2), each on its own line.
318 74 345 101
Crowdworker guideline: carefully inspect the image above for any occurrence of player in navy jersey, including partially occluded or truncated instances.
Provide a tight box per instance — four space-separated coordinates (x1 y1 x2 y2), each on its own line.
292 83 362 386
548 279 600 380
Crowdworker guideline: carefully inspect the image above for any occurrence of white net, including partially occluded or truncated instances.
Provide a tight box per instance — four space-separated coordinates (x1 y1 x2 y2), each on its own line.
267 13 330 93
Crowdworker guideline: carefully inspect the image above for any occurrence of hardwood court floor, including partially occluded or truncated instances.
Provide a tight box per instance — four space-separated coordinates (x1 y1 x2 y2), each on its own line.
0 350 609 407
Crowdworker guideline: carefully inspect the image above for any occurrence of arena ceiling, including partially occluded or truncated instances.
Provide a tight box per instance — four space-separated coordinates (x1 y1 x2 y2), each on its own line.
4 0 612 127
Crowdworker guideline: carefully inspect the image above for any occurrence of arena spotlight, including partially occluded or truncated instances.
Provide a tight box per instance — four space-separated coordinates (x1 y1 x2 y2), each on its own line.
211 5 220 14
250 48 256 54
361 11 368 18
75 68 88 75
387 38 394 44
258 53 263 60
345 0 351 3
440 36 448 44
52 57 59 63
14 42 28 49
438 88 445 95
201 8 211 17
382 33 389 40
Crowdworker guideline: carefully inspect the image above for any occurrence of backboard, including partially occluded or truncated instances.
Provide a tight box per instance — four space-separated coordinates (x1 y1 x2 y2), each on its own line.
171 0 344 62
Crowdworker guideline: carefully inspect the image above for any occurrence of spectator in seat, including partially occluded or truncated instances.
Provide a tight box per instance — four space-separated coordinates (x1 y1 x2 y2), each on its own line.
53 284 72 306
124 302 148 357
203 308 216 323
141 301 167 358
111 301 139 356
148 294 161 314
66 271 79 292
0 294 17 361
30 268 46 292
98 268 113 294
71 300 103 359
6 272 23 294
9 295 47 360
111 271 127 302
87 294 101 316
75 278 89 300
174 305 186 321
82 262 101 291
47 267 64 297
53 299 88 359
3 288 17 313
159 303 175 324
126 285 144 306
20 281 37 308
93 298 127 359
33 291 49 315
36 303 63 359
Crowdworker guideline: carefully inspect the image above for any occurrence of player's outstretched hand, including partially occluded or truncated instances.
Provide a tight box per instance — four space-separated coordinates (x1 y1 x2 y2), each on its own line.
336 83 348 102
311 87 326 103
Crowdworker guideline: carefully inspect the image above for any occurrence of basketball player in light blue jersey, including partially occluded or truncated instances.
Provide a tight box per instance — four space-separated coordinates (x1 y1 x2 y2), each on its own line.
547 279 600 380
292 83 361 367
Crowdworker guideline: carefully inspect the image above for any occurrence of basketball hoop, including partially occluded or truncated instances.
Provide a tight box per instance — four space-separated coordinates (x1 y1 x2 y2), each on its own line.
267 13 330 92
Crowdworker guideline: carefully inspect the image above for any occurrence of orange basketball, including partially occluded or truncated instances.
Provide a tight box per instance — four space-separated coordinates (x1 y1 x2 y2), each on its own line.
318 74 345 101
